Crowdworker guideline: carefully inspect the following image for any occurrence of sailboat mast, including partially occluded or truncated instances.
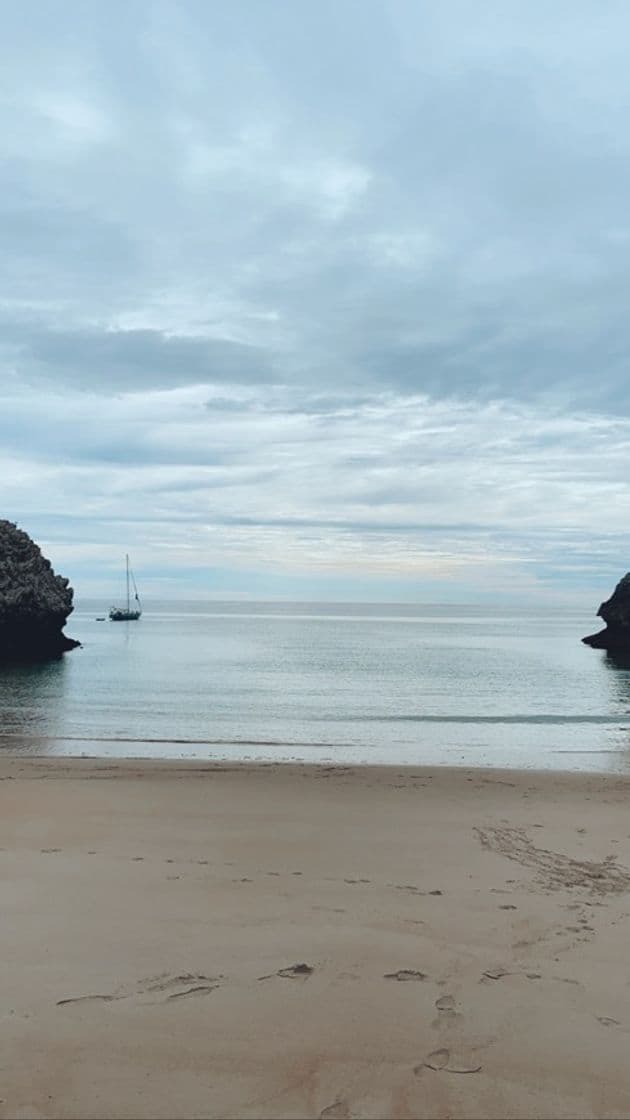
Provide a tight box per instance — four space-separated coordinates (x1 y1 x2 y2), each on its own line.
126 553 130 612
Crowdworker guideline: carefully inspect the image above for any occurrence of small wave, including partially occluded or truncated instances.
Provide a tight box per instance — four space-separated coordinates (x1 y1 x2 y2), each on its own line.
326 714 630 726
0 713 628 751
0 733 346 748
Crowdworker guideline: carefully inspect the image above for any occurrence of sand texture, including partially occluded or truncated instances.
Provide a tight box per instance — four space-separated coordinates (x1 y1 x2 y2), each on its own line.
3 756 630 1119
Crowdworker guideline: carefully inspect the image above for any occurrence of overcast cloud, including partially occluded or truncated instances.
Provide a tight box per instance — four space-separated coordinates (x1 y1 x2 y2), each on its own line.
2 0 630 602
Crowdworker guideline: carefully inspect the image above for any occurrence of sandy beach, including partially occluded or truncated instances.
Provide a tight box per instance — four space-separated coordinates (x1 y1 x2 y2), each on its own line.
3 756 630 1119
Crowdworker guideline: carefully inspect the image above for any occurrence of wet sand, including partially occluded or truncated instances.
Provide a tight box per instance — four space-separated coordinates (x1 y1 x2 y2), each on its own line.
3 756 630 1119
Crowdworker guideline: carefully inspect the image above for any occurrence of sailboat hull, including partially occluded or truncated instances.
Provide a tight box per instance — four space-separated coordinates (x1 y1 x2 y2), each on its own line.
109 554 142 620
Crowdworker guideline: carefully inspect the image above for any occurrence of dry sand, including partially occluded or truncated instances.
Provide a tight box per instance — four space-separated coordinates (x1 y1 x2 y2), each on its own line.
3 756 630 1120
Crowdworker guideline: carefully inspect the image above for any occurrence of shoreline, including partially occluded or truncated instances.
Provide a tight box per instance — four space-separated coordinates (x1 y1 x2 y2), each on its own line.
4 740 630 777
4 756 630 1118
6 750 630 779
4 751 630 782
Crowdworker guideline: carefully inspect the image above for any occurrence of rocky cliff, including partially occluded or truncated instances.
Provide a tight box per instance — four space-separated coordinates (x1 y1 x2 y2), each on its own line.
0 520 79 660
582 573 630 651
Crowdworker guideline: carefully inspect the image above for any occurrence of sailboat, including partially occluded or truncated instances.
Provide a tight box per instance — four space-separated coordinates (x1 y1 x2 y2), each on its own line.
109 555 142 621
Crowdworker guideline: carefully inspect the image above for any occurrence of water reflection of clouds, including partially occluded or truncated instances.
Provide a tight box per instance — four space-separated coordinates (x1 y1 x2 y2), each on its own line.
601 651 630 716
0 659 68 753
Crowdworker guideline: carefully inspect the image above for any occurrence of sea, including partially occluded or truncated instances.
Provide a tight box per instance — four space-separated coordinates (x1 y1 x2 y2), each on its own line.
1 601 629 772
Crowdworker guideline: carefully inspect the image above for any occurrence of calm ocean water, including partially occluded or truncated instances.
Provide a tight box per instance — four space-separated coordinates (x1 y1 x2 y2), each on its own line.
1 601 629 771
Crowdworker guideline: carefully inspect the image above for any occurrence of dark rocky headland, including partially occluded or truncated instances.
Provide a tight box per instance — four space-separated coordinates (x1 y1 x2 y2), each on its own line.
0 520 79 661
582 573 630 652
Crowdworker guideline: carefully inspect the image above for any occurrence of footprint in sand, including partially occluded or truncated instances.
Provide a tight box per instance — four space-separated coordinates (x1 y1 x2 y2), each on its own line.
164 984 218 1001
258 963 314 981
420 1048 450 1071
57 972 221 1007
57 993 118 1006
141 974 221 1001
418 1049 482 1075
384 969 427 982
432 993 460 1026
277 963 313 979
482 967 510 981
392 884 442 895
319 1099 351 1119
142 973 218 992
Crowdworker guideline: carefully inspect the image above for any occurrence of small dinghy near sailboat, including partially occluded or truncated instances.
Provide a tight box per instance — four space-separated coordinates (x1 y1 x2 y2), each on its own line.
109 555 142 621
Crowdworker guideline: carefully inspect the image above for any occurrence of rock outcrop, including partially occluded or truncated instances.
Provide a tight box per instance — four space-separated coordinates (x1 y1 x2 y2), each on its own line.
582 573 630 651
0 520 79 660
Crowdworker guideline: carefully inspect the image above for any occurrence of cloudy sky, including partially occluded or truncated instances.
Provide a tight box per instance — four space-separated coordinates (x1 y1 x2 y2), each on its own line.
2 0 630 604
